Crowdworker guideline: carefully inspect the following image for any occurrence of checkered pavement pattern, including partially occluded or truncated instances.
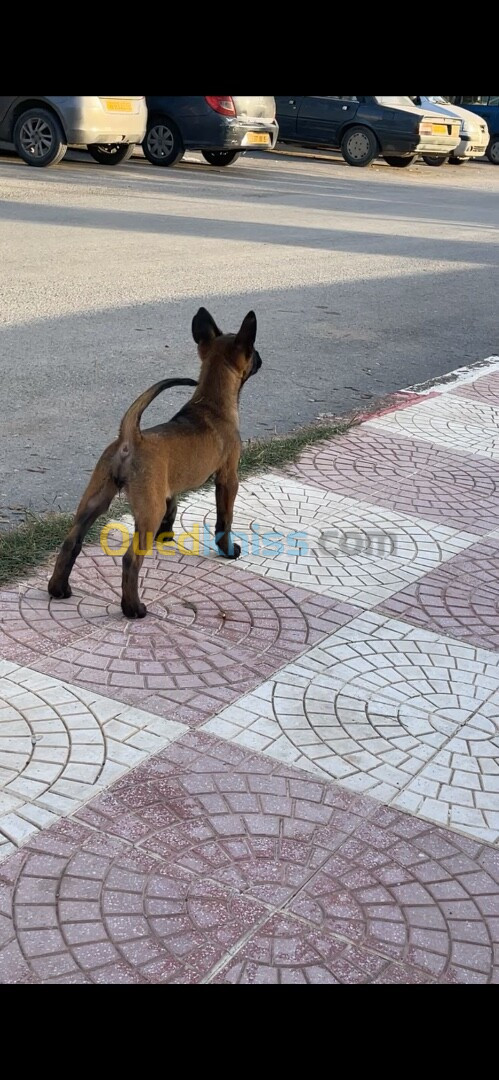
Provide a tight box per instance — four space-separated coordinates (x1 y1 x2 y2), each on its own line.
1 366 499 984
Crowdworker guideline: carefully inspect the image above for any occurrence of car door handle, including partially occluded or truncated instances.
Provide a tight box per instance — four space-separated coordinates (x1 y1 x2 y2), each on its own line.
341 105 349 110
288 99 296 106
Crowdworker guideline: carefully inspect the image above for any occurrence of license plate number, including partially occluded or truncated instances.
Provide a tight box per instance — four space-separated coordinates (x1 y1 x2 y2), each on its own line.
245 132 270 145
104 99 133 112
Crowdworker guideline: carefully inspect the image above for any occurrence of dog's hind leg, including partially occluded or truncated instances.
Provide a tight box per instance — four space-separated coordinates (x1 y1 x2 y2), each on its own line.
48 456 118 600
121 489 166 619
215 457 241 560
155 495 178 540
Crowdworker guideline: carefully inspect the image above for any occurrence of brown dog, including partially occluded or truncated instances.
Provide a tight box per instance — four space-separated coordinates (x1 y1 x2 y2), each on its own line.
48 308 262 619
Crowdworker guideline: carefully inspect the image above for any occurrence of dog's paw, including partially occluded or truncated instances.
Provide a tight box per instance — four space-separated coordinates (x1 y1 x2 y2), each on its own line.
121 600 147 619
48 581 72 600
219 542 241 560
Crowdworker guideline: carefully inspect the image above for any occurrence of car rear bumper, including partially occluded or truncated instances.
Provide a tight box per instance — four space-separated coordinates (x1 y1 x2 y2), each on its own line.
414 134 461 154
186 119 279 152
63 99 147 146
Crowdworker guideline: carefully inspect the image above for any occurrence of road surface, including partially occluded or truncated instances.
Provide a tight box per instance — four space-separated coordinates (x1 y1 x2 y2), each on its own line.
0 145 498 525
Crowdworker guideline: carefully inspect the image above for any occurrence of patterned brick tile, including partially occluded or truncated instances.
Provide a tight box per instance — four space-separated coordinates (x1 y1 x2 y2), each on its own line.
450 372 499 408
34 624 282 727
283 803 499 983
2 543 357 723
368 395 499 461
205 613 499 843
0 733 497 983
0 660 185 857
177 474 477 609
0 584 123 667
210 913 435 984
285 428 499 534
380 537 499 652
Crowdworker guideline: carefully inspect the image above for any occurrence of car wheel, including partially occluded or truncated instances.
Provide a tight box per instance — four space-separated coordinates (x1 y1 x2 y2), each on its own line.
487 136 499 165
202 150 240 167
13 107 67 167
341 127 379 167
87 143 135 166
143 118 184 167
422 155 449 167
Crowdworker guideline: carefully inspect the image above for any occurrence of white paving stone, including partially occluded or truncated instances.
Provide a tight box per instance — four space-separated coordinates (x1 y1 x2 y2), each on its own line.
177 473 477 608
202 613 499 844
0 665 187 858
368 395 499 460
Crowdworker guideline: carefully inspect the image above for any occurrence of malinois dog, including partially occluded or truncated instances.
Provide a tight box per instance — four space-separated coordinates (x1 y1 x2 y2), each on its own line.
48 308 262 619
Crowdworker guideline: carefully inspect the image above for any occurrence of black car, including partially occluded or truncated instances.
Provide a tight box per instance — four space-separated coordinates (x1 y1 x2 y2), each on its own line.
143 96 278 167
275 96 460 167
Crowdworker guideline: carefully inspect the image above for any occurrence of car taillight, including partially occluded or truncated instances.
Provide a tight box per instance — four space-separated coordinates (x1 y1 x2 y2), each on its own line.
205 96 236 117
419 121 433 135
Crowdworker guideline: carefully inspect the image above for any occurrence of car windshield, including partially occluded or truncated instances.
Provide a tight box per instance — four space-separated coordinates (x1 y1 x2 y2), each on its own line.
426 96 450 105
375 96 415 107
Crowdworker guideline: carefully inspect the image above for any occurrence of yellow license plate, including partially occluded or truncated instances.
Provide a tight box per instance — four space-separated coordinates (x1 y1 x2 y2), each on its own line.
246 132 270 145
432 123 448 134
104 99 133 112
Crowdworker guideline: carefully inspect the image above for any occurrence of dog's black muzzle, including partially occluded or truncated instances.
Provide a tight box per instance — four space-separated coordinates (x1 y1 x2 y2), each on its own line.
251 349 262 375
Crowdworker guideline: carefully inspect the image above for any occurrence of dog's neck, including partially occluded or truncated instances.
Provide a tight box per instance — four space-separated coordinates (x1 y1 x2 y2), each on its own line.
191 356 243 422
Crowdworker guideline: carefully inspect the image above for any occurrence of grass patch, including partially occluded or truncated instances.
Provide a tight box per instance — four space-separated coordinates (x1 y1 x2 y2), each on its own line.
0 416 353 588
0 511 118 587
238 418 351 478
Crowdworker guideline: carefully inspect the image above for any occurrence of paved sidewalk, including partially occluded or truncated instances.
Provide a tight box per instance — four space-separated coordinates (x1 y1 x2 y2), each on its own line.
1 364 499 983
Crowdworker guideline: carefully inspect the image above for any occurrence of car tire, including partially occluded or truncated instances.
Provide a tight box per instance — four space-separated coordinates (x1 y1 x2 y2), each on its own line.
87 143 135 166
422 155 449 167
486 136 499 165
202 150 240 167
384 155 417 168
143 117 184 167
13 107 67 168
341 126 379 167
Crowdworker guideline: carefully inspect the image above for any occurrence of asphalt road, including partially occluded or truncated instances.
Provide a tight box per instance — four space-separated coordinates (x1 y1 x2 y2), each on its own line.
0 145 498 526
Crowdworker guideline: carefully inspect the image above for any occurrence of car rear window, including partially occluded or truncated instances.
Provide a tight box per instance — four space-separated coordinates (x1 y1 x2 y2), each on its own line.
375 96 415 107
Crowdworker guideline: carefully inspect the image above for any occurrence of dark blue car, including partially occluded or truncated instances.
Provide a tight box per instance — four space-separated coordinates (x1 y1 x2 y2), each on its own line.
453 97 499 164
275 96 461 167
143 96 278 167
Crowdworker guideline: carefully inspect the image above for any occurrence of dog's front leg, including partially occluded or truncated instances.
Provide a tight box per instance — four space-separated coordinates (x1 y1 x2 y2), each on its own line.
215 465 240 560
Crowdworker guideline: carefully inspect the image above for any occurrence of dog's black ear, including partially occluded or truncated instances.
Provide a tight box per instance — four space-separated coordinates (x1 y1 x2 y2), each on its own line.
234 311 257 357
192 308 222 346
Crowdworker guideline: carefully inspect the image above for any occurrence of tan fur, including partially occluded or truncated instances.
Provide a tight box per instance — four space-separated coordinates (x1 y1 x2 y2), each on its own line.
48 308 261 619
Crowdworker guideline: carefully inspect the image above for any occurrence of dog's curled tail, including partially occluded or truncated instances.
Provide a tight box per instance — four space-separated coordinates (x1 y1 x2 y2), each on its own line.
113 377 197 484
119 377 197 445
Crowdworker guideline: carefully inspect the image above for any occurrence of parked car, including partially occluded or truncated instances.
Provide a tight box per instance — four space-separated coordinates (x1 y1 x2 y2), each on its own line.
0 96 147 168
143 96 278 167
409 96 489 165
452 97 499 164
275 96 461 167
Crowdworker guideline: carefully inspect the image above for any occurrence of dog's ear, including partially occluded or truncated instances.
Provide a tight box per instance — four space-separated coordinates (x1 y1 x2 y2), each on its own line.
192 308 222 348
234 311 257 358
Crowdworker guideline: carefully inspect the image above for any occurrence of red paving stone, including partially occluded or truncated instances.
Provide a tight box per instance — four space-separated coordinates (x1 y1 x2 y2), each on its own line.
286 428 499 533
450 372 499 408
0 561 357 724
379 537 499 651
0 732 498 984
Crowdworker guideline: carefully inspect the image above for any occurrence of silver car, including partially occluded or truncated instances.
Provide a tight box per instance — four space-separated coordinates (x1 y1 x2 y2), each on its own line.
409 96 489 165
0 96 147 167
